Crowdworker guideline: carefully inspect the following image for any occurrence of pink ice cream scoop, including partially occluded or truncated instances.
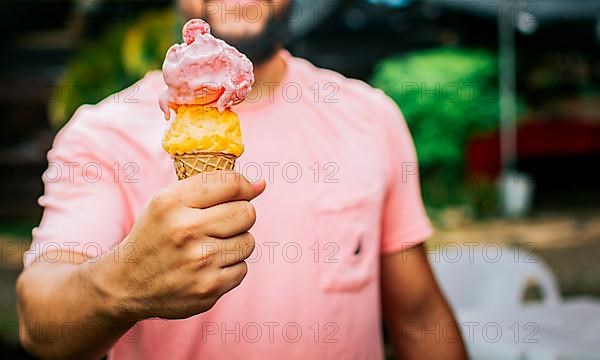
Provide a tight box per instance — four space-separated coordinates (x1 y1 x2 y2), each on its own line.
159 19 254 119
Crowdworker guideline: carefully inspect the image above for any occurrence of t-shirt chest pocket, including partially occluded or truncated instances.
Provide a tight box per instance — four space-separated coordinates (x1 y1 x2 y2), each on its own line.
313 186 383 292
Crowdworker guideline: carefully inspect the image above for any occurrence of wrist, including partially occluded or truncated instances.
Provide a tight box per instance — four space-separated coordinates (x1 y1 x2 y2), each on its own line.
82 248 140 326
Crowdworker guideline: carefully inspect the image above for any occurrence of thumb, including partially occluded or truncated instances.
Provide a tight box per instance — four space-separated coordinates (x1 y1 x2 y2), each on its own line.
248 178 266 201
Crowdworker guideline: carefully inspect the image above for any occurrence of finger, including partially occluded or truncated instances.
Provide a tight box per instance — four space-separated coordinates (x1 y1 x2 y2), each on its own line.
217 261 248 295
201 201 256 238
176 171 265 209
188 232 255 268
216 232 255 267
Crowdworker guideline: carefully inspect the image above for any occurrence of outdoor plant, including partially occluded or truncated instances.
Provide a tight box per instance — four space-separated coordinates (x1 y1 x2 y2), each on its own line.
371 47 501 208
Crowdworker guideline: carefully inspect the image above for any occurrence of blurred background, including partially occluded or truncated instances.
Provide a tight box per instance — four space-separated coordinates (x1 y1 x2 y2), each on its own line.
1 0 599 358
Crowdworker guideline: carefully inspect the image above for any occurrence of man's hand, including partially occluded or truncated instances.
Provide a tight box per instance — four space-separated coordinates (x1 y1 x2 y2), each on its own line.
101 171 265 320
17 171 265 360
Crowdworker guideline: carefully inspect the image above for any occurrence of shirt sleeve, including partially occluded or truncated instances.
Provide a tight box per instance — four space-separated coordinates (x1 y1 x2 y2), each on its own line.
378 95 433 255
24 109 130 267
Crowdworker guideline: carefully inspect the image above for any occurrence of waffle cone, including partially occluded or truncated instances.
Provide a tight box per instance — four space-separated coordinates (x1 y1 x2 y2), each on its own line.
173 152 237 180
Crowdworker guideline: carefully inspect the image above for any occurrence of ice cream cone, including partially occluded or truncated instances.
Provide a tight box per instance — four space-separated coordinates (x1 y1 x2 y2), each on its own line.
173 151 237 179
160 19 253 181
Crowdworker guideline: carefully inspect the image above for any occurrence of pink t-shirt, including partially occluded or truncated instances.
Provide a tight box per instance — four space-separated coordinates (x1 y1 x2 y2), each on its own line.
25 50 432 359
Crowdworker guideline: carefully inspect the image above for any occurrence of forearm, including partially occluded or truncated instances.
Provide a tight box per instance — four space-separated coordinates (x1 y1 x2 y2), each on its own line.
380 245 467 359
17 253 135 360
384 296 466 359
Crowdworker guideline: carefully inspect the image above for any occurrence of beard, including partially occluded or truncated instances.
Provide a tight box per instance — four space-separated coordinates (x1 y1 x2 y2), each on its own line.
184 0 292 66
209 15 290 66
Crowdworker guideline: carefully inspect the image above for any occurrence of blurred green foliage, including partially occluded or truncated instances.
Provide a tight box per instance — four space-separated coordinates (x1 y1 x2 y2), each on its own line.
372 48 501 207
0 222 34 241
49 9 178 128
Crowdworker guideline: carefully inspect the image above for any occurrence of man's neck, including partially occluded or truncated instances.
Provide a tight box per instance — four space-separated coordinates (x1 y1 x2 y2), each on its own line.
248 49 287 102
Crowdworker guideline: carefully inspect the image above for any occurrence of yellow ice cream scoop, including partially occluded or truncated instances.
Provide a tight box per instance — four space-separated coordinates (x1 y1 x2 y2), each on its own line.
162 104 244 157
